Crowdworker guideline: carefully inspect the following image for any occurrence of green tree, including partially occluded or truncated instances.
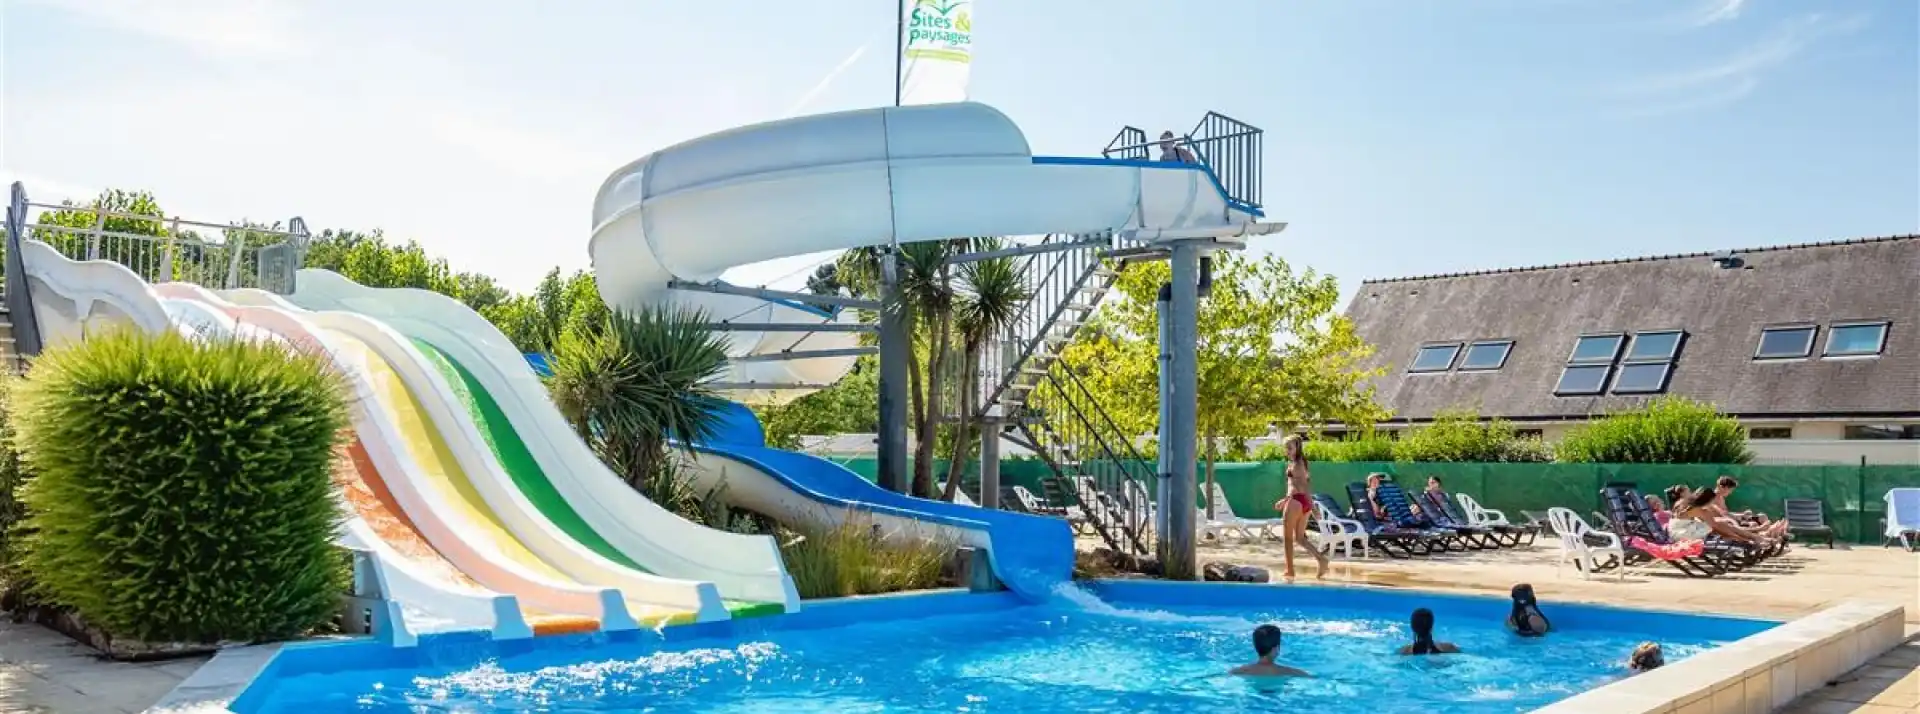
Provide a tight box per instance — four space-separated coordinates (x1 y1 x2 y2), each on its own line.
835 241 973 497
547 306 730 491
757 356 881 449
941 241 1030 501
1556 396 1752 464
1059 253 1388 491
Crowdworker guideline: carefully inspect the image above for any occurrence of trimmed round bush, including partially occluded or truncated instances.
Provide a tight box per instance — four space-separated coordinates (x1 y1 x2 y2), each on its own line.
1555 396 1752 465
12 329 349 642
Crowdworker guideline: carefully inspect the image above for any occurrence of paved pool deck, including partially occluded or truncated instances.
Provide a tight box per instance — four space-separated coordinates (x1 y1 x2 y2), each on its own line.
2 543 1914 713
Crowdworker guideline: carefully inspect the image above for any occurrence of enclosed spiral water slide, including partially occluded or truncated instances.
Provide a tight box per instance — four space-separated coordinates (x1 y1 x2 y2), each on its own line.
586 102 1281 597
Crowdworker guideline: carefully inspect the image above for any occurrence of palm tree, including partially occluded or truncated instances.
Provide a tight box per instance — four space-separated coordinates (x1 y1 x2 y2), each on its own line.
941 241 1031 502
546 305 730 494
833 240 969 497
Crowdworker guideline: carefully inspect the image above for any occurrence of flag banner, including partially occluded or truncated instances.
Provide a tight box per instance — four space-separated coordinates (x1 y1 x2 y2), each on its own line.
898 0 974 105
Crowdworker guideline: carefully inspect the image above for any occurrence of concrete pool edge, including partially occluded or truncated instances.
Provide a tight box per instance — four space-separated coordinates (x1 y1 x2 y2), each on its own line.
143 643 282 714
1533 599 1908 714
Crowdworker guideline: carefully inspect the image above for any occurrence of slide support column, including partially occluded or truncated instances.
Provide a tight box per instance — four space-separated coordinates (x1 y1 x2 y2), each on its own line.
1155 282 1174 553
979 415 1001 509
1164 242 1201 580
877 246 912 494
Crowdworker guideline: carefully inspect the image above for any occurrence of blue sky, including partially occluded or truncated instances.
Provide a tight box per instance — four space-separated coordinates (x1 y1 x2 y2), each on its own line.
5 0 1915 307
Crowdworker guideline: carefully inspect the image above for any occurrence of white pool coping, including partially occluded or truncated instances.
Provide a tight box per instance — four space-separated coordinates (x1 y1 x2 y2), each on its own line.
142 643 281 714
1534 599 1908 714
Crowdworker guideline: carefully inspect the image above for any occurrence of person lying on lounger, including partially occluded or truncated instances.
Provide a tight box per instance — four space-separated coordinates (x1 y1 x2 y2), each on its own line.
1674 487 1777 547
1229 624 1310 677
1712 476 1790 539
1398 608 1460 655
1628 642 1664 672
1365 473 1390 519
1506 584 1551 637
1646 494 1674 528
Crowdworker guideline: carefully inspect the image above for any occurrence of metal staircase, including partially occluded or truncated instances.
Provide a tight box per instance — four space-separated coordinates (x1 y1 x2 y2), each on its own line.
956 114 1265 555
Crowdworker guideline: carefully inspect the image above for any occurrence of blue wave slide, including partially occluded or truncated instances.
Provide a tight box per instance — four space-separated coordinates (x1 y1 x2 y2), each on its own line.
680 402 1075 600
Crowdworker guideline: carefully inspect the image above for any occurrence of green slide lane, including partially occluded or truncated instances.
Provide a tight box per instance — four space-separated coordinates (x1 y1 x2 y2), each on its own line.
411 338 781 618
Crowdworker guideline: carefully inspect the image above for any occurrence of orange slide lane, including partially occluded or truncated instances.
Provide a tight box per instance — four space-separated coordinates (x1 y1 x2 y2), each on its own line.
335 438 598 636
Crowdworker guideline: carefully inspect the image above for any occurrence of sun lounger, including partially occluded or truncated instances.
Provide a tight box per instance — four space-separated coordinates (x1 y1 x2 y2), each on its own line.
1546 507 1624 580
1205 482 1282 540
1372 482 1479 551
1885 488 1920 551
1598 483 1734 578
1434 491 1537 547
1070 476 1139 545
1010 485 1082 532
937 481 977 507
1333 488 1437 557
1782 498 1834 548
1409 489 1504 549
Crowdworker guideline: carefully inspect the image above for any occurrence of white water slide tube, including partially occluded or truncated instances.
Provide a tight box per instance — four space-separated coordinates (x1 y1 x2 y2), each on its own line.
269 274 802 613
583 101 1283 597
591 101 1283 401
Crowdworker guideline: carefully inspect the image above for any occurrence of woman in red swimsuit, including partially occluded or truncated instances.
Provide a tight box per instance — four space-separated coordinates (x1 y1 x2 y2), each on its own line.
1272 435 1330 579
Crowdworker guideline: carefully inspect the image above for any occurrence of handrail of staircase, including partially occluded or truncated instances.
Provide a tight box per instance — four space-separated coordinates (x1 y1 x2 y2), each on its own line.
4 183 45 362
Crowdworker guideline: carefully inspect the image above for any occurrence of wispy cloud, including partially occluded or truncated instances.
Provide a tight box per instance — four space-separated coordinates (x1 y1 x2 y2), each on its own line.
1685 0 1749 28
1613 76 1760 119
1613 13 1867 116
783 42 872 118
17 0 307 58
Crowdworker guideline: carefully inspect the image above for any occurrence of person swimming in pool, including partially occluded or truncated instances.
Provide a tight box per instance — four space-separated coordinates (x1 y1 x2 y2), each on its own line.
1397 608 1461 655
1229 624 1311 678
1628 642 1664 672
1506 583 1552 637
1270 435 1330 580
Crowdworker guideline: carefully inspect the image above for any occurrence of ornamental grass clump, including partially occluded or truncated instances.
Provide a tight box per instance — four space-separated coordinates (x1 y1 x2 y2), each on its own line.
11 329 349 642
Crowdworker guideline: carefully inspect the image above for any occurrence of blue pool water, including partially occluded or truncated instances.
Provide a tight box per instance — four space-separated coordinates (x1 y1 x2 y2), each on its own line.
242 583 1774 713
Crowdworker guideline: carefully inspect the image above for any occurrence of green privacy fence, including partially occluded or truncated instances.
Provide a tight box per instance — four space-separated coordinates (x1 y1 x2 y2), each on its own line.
827 457 1919 543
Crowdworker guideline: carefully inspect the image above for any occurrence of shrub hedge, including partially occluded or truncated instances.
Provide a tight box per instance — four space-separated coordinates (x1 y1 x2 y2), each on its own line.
1555 396 1752 465
0 377 29 593
11 329 349 642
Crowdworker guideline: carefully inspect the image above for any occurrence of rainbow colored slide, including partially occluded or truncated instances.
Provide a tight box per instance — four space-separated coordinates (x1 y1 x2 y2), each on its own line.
13 239 797 645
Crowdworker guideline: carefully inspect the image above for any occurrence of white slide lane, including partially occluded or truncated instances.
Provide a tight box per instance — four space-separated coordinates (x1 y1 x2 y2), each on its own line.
151 284 536 643
14 241 536 643
268 276 802 611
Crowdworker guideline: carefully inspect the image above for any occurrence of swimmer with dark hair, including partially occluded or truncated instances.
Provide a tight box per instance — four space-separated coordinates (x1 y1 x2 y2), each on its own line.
1506 583 1552 637
1398 608 1461 655
1229 624 1310 677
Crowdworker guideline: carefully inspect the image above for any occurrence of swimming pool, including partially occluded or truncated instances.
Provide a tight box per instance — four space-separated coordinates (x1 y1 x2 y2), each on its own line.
235 582 1777 713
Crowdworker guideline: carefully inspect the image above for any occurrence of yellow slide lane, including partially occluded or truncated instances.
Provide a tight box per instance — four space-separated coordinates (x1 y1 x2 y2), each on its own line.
324 328 690 625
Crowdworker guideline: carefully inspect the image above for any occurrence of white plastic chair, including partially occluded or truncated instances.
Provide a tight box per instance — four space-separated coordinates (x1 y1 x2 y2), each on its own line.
1205 482 1282 540
1885 488 1920 550
1312 500 1370 559
1457 493 1515 527
1547 507 1624 581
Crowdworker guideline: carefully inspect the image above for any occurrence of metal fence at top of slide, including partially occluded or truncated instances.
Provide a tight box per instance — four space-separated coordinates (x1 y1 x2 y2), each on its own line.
3 183 311 295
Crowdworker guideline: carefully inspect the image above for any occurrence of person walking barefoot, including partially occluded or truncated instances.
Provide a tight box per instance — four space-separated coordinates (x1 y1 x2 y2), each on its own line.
1271 435 1330 580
